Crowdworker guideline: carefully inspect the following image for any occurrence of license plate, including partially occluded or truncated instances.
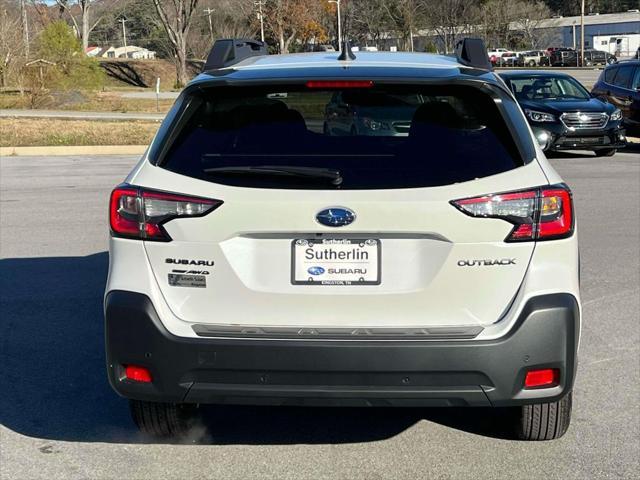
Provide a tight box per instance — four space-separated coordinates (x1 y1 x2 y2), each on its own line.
291 238 381 285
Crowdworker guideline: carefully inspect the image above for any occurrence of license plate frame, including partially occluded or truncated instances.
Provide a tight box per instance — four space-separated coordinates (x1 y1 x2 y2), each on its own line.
291 238 381 286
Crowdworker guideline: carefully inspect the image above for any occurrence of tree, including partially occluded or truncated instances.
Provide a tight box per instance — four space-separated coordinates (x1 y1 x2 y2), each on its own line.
54 0 115 51
34 20 103 87
422 0 470 54
151 0 200 87
510 1 553 49
262 0 320 53
0 4 25 87
384 0 425 51
188 0 256 59
349 0 393 49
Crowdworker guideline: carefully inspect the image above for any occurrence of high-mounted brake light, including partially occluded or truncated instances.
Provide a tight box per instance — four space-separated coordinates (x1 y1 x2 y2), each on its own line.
109 186 222 242
305 80 374 89
452 185 574 242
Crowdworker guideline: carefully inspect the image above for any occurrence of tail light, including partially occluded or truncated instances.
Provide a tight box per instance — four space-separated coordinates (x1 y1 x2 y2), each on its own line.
452 184 573 242
110 185 222 242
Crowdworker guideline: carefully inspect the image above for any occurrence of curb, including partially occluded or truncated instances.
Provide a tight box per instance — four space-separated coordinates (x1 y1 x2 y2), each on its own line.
0 145 148 156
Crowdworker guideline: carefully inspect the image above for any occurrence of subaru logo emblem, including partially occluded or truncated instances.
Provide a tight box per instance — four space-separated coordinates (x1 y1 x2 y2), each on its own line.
307 266 325 276
315 207 356 227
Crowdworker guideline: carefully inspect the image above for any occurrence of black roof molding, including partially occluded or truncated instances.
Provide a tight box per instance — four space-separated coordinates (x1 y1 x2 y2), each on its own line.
455 38 492 71
203 39 267 71
338 40 356 61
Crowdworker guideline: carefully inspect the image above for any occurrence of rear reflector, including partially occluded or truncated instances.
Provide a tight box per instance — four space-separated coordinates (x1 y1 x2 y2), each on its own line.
125 365 152 383
524 368 559 389
305 80 374 89
452 184 574 242
109 185 222 242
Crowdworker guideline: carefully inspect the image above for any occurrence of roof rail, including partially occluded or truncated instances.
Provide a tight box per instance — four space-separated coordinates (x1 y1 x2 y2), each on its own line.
455 38 492 71
203 39 267 71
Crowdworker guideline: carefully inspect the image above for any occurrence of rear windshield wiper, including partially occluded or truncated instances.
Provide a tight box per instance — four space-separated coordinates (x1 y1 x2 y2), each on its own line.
203 165 343 186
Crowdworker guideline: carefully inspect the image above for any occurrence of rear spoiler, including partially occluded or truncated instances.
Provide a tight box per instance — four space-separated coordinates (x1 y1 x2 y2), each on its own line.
203 39 268 71
455 38 492 71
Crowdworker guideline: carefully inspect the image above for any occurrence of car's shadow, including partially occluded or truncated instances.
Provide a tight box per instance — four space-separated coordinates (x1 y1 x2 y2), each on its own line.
0 253 517 445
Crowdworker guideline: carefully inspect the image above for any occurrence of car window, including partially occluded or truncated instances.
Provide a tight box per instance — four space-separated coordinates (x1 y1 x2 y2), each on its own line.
508 76 590 100
158 84 526 190
613 66 634 89
632 67 640 90
604 66 618 84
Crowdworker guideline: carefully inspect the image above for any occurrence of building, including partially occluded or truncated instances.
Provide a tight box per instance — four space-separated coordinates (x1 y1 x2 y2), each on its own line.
85 46 157 60
376 10 639 55
535 11 640 56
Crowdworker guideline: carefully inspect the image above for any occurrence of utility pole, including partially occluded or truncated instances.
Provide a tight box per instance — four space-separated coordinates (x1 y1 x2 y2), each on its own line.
204 7 214 42
119 18 129 59
580 0 585 67
255 1 265 43
20 0 29 59
328 0 342 49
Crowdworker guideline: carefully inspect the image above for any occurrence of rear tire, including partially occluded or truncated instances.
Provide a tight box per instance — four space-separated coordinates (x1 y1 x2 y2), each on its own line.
129 400 200 438
516 392 572 441
594 148 616 157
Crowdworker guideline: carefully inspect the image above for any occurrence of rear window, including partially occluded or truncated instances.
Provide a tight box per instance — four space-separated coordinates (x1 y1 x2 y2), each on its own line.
158 84 526 190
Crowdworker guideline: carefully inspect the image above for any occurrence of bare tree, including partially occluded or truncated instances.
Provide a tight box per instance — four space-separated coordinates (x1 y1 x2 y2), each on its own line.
422 0 470 54
510 1 553 49
349 0 392 49
189 0 255 59
151 0 200 87
0 5 24 87
384 0 425 51
54 0 114 51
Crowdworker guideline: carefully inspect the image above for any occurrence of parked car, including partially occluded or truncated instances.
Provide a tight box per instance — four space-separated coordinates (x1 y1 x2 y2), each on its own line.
487 48 510 65
550 48 616 67
312 44 336 52
582 49 617 66
106 38 580 441
591 60 640 134
518 50 550 67
500 71 627 156
323 90 419 136
496 52 519 67
550 49 577 66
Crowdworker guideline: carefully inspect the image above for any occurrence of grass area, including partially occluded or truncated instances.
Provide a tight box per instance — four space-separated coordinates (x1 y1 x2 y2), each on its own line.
0 90 174 113
0 118 158 147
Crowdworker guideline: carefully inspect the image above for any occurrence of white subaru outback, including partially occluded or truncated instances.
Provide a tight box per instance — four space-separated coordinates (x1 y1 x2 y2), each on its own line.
105 39 580 441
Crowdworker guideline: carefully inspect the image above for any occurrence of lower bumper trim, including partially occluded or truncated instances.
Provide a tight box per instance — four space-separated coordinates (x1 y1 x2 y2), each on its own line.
105 291 580 407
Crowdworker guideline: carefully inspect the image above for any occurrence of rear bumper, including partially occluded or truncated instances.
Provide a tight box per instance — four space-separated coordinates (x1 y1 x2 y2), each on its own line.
105 291 579 407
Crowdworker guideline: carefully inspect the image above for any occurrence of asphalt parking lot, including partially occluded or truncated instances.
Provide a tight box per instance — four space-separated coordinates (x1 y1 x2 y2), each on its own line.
1 149 639 479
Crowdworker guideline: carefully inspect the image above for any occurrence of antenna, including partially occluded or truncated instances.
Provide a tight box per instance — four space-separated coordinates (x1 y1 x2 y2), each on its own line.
338 40 356 61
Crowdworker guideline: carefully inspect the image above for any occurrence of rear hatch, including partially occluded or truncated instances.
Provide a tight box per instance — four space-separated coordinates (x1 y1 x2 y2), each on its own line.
132 81 547 330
